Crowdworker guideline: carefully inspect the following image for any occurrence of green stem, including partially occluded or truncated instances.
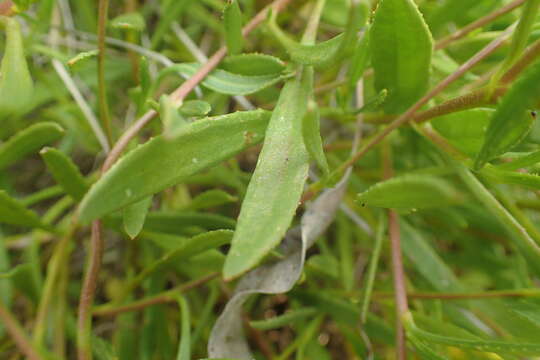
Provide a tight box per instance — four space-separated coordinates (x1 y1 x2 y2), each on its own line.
301 0 326 45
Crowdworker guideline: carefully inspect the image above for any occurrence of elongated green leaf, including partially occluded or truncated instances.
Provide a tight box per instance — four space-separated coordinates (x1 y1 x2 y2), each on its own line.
480 165 540 190
347 26 371 91
357 174 460 210
176 296 191 360
267 0 364 68
155 63 290 96
185 189 237 210
110 12 145 31
250 308 317 330
223 0 243 55
475 60 540 169
223 68 312 280
123 196 152 239
370 0 433 113
40 147 88 201
0 122 64 171
432 108 492 157
303 105 329 177
222 53 285 76
0 191 52 230
0 16 34 117
78 110 270 223
405 312 540 356
160 95 187 138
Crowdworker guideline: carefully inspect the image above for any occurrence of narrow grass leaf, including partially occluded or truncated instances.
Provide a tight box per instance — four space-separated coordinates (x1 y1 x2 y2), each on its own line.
0 122 64 171
223 0 243 55
370 0 433 113
475 60 540 169
78 110 270 223
184 189 237 210
176 296 191 360
179 100 211 117
222 68 312 280
123 196 152 239
40 147 88 201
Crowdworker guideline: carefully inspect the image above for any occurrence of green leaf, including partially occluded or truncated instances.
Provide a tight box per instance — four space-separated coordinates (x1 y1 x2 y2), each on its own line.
250 308 317 330
0 122 64 171
178 100 211 117
475 59 540 169
302 104 329 177
0 191 53 230
0 16 33 117
78 110 271 223
40 147 88 201
432 108 492 157
347 27 371 91
223 0 243 55
370 0 433 113
66 50 99 68
223 68 312 280
222 53 286 76
175 296 191 360
356 174 460 210
123 196 152 239
155 63 290 96
184 189 237 210
160 95 187 138
110 12 146 31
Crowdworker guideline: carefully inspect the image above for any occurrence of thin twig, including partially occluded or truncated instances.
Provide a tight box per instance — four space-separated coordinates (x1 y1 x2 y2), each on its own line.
382 142 408 360
435 0 526 50
0 302 44 360
77 221 104 360
97 0 113 143
93 272 219 317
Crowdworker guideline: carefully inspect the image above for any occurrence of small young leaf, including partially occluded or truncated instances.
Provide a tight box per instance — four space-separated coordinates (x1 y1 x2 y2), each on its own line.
40 147 88 201
223 68 312 280
110 12 146 31
475 59 540 169
356 174 460 210
0 16 34 117
66 50 99 68
347 27 371 91
370 0 433 113
302 104 329 177
78 110 271 223
0 191 52 230
155 63 290 96
160 95 187 138
123 196 152 239
178 100 212 117
184 189 237 211
222 53 286 76
223 0 243 55
0 122 64 171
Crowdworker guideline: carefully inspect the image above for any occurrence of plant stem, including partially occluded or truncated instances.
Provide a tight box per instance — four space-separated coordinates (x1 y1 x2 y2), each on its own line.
97 0 113 145
77 221 104 360
382 142 408 360
375 289 540 299
434 0 526 50
0 301 44 360
92 272 219 317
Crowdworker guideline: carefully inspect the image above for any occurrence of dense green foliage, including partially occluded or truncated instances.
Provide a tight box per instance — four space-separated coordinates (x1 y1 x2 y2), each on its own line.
1 0 540 359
